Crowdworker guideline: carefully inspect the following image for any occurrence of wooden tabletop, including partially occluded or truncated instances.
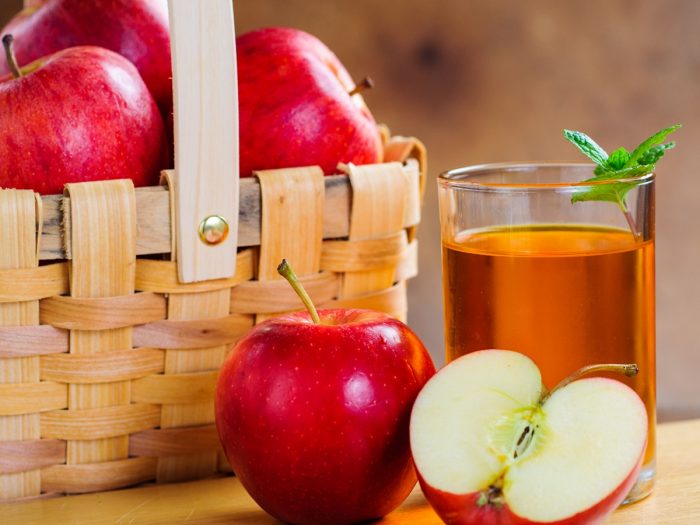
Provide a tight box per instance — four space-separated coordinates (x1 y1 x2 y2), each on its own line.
4 419 699 524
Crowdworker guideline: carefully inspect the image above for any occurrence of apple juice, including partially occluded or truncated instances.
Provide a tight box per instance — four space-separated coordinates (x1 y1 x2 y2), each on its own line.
442 225 655 469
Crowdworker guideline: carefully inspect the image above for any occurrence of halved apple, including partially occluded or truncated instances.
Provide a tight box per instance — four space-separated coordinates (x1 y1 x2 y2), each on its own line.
410 349 647 525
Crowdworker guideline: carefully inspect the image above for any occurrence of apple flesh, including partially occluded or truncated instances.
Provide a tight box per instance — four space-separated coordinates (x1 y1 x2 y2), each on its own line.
0 43 168 194
236 27 383 177
0 0 172 117
215 308 435 525
410 350 647 525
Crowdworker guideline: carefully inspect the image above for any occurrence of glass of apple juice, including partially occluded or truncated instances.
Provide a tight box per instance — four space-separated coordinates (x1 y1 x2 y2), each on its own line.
437 163 655 503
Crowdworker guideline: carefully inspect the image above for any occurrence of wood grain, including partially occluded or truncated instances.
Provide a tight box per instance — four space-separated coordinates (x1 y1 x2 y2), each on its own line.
36 170 419 261
157 289 230 482
40 405 161 441
0 263 69 303
39 293 167 331
0 189 41 498
4 419 698 524
132 314 253 349
40 349 164 384
0 439 65 475
129 425 221 458
41 457 157 495
64 181 136 474
167 0 239 283
254 166 325 323
0 325 68 358
256 167 325 281
0 382 67 416
339 162 409 320
135 251 255 294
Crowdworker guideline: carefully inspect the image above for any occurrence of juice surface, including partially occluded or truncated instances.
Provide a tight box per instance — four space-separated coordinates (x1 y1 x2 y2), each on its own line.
442 224 656 463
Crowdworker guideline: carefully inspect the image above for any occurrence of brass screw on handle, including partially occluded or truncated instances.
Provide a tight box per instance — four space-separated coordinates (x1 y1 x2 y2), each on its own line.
198 215 229 245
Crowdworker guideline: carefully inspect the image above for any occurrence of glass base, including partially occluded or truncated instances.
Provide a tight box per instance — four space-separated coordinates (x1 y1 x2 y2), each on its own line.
622 461 655 505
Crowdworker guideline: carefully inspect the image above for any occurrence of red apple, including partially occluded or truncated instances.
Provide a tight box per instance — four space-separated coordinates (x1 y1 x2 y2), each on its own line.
215 260 435 525
410 350 648 525
0 0 172 117
0 37 168 194
236 27 383 177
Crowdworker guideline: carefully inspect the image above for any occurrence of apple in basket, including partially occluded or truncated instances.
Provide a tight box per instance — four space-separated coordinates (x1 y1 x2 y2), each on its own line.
0 36 168 195
237 27 384 177
410 349 648 525
0 0 172 117
215 260 436 525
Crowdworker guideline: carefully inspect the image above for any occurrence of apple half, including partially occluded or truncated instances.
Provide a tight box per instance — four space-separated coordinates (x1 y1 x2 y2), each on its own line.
410 350 647 525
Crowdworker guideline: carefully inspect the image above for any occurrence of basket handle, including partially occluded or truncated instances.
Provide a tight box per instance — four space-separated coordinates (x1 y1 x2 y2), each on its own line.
167 0 239 283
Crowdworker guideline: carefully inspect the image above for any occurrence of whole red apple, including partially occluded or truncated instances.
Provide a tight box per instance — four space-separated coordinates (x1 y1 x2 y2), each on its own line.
215 263 435 525
0 0 172 117
410 350 648 525
237 27 383 177
0 37 168 194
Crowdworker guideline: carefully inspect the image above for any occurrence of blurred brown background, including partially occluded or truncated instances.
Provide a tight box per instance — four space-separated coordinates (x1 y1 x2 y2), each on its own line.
2 1 698 422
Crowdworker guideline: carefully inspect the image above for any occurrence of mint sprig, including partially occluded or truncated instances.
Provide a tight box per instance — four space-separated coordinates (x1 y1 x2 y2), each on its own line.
563 125 680 238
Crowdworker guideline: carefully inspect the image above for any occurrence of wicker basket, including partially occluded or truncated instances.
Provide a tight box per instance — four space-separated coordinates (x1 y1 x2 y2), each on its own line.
0 1 426 500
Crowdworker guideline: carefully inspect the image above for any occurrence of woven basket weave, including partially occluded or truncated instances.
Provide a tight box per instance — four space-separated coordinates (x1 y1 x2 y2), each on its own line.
0 1 426 501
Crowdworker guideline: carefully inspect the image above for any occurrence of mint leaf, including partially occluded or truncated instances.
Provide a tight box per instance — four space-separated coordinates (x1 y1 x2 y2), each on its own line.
564 124 681 239
637 142 675 165
586 165 654 181
563 130 608 165
594 164 612 176
626 125 681 167
571 168 650 205
607 147 630 170
571 180 639 205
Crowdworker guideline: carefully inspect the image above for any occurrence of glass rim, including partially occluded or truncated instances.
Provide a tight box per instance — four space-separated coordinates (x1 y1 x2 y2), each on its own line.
438 162 655 190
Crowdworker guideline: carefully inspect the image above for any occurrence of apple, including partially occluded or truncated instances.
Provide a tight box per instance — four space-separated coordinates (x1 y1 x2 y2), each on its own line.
236 27 383 177
215 260 435 525
0 35 168 195
410 350 647 525
0 0 172 117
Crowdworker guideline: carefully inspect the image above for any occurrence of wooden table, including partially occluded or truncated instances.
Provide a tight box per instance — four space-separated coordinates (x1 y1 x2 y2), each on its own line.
4 419 699 524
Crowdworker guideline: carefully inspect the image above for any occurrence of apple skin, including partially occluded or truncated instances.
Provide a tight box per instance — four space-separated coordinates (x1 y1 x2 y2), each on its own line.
215 309 435 525
0 46 168 194
0 0 172 117
236 27 383 177
417 455 643 525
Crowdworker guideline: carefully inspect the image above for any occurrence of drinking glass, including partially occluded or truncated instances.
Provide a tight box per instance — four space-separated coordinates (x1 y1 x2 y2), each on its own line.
438 162 655 503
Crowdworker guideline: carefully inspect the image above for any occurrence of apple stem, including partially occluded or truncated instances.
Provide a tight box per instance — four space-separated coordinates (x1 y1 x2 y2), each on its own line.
277 259 321 324
348 76 374 96
540 363 639 404
2 34 22 79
